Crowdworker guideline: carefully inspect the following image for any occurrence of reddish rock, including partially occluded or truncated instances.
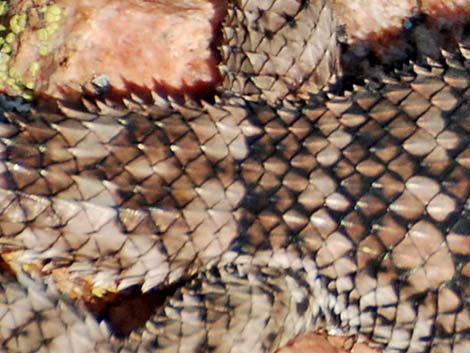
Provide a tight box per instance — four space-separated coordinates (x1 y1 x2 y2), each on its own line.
422 0 470 22
333 0 470 43
278 332 382 353
0 0 226 101
332 0 417 42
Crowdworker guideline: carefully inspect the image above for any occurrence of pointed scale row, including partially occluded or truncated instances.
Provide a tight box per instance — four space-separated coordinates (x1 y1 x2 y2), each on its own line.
295 48 470 352
0 98 251 203
119 261 320 353
208 44 470 353
0 95 260 293
0 272 114 353
220 0 338 104
0 185 244 292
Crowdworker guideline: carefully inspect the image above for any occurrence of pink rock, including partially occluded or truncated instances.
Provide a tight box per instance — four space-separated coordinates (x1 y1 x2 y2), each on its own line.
422 0 470 22
332 0 417 41
333 0 470 44
278 332 382 353
2 0 226 101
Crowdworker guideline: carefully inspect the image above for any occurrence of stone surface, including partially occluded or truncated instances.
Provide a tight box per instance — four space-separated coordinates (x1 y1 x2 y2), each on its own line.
0 0 226 101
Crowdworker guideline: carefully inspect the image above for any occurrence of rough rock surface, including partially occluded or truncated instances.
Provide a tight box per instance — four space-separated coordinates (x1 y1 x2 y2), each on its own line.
0 0 226 101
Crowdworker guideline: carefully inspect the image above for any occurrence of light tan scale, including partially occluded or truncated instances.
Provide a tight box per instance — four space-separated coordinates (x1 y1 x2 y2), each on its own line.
0 96 255 293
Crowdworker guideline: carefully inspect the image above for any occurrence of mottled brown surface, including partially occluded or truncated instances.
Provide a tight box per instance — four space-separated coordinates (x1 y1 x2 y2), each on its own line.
0 1 470 353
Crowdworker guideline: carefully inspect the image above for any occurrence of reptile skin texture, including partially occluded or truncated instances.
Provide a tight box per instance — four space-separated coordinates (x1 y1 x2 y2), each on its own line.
1 0 470 352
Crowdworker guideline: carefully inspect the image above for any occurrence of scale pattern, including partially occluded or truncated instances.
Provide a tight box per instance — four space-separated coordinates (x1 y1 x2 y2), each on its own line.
0 0 470 352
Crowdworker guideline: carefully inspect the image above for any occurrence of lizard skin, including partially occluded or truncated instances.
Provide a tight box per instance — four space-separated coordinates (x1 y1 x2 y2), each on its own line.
0 0 470 352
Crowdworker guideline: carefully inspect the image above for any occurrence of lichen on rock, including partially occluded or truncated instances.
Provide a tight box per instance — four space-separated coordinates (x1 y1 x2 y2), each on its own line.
0 0 226 103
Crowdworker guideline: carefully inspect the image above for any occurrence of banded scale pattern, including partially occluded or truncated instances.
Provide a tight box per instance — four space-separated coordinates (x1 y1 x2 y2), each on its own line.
0 0 469 353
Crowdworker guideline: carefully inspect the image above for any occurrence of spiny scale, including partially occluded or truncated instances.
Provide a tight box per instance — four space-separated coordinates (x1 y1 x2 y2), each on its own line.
0 96 247 294
0 271 114 353
220 0 338 104
1 1 470 353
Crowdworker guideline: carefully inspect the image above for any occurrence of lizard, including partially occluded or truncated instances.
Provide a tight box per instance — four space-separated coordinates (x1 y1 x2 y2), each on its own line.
0 0 470 352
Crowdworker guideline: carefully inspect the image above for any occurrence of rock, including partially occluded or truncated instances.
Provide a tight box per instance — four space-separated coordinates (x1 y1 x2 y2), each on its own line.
0 0 226 102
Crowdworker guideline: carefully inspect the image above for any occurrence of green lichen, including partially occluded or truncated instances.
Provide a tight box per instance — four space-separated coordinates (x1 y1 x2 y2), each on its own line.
91 287 108 298
0 2 35 99
29 61 40 77
0 53 9 64
5 32 14 44
46 21 59 35
21 263 32 273
0 1 8 17
0 1 67 100
0 2 66 100
21 90 33 100
37 27 48 41
0 55 7 77
44 4 62 23
0 45 11 53
8 67 16 78
37 4 63 57
10 13 27 34
39 45 48 56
